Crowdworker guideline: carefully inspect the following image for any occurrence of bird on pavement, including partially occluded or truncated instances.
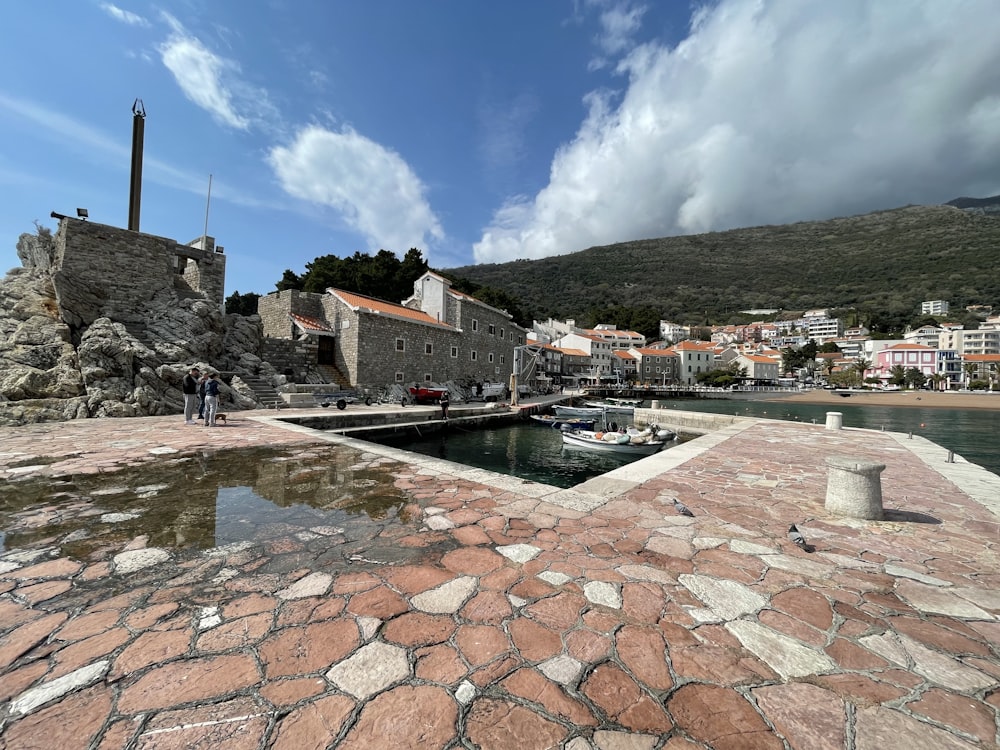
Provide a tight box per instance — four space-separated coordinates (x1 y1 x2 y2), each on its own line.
673 498 695 517
788 524 815 553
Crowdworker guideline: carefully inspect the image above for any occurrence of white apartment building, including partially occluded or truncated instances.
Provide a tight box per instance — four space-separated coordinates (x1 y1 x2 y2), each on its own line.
921 300 950 315
584 324 646 351
903 325 943 348
802 315 843 343
939 323 1000 356
672 340 720 385
554 332 616 379
659 320 688 343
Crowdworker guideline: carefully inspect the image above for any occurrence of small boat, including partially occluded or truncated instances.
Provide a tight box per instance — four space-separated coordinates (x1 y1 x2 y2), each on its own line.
529 414 597 430
553 404 607 418
561 424 676 455
583 400 636 414
408 383 449 404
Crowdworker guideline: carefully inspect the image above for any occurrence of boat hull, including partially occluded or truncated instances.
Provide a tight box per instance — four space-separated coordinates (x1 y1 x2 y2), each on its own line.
530 414 597 430
552 405 606 418
560 430 667 455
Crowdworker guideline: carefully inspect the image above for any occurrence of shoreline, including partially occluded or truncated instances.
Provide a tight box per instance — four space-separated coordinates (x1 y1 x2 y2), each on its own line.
753 389 1000 410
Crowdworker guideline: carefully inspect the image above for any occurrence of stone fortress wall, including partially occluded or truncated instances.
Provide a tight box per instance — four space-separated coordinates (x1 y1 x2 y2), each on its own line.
47 218 226 330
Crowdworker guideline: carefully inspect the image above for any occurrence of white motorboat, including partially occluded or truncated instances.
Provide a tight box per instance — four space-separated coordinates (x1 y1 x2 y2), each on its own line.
560 424 675 455
583 399 637 414
553 404 607 418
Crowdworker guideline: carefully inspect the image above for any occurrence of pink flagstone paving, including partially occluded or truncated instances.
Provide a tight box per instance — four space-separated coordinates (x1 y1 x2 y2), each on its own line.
0 410 998 748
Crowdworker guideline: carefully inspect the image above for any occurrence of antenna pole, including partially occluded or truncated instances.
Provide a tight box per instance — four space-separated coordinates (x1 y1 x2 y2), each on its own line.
203 173 213 241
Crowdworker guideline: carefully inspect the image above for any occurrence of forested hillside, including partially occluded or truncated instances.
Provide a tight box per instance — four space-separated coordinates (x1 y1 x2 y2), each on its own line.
444 205 1000 331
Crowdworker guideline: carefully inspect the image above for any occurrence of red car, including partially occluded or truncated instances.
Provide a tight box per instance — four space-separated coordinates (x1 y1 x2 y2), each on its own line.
408 384 449 404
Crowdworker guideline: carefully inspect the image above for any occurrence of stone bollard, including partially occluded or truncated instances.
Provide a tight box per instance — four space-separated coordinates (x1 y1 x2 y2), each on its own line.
825 456 886 520
651 400 660 410
825 411 843 430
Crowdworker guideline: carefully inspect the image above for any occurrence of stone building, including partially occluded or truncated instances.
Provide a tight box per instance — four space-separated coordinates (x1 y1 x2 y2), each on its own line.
39 218 226 331
258 271 527 389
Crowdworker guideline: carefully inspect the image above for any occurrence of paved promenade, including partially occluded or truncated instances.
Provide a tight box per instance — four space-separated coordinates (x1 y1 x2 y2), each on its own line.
1 406 999 749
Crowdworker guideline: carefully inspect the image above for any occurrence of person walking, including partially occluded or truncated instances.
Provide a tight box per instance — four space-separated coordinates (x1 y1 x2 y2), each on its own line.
182 367 200 424
439 390 450 421
197 372 209 419
204 373 221 426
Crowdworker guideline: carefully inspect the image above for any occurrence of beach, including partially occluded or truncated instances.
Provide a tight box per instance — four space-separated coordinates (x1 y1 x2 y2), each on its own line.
759 388 1000 410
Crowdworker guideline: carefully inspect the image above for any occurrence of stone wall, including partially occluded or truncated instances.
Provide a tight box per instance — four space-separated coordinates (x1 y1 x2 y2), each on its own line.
50 219 225 330
258 290 326 338
260 337 316 383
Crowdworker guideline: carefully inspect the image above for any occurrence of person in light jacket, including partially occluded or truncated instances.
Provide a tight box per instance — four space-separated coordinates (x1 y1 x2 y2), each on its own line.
204 373 221 426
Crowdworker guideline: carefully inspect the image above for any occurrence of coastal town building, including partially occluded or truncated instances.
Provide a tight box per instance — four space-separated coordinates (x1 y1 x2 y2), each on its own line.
921 299 950 315
258 271 526 389
869 343 938 383
629 347 679 385
671 340 720 385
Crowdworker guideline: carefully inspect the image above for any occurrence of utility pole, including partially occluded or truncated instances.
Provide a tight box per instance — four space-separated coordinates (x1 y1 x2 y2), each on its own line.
128 99 146 231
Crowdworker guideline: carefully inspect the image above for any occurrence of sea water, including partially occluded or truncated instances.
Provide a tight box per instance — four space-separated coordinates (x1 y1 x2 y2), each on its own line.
665 398 1000 478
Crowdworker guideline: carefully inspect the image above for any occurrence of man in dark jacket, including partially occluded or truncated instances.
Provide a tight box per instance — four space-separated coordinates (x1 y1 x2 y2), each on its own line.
182 367 200 424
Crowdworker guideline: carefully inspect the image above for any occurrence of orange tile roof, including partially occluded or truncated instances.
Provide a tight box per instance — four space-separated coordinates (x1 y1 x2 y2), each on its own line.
556 347 589 357
884 342 935 350
963 354 1000 362
331 289 453 329
634 347 676 356
290 313 335 334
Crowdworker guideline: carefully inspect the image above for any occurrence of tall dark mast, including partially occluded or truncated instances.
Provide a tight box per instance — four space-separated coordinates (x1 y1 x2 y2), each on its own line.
128 99 146 231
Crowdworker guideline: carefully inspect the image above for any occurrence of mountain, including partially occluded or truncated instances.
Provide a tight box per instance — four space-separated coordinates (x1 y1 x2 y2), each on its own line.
945 194 1000 210
444 205 1000 327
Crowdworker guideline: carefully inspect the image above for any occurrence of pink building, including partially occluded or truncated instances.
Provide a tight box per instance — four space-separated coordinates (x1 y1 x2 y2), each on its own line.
870 343 937 383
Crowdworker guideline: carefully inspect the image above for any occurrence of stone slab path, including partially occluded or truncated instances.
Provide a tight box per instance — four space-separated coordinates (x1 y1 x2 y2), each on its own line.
0 409 998 749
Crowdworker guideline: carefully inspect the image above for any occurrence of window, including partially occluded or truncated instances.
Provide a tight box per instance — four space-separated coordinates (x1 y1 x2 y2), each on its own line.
395 338 405 352
424 373 433 382
488 353 494 363
450 345 458 358
499 355 505 365
488 324 496 335
472 319 479 332
395 372 404 382
499 327 504 339
425 342 433 355
471 350 478 361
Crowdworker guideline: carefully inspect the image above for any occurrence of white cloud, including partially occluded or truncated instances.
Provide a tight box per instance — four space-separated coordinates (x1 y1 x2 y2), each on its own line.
474 0 1000 264
99 3 150 27
157 14 278 132
268 125 444 256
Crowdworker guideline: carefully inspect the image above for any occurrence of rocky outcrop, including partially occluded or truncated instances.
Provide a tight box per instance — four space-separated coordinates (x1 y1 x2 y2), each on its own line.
0 226 276 425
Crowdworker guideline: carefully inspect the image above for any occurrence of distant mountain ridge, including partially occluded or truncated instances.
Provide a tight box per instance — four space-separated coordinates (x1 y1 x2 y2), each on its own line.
945 194 1000 210
444 205 1000 327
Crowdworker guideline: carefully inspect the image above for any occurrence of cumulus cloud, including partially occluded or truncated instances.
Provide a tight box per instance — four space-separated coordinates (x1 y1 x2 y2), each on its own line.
100 3 149 27
158 14 278 131
474 0 1000 264
268 125 444 256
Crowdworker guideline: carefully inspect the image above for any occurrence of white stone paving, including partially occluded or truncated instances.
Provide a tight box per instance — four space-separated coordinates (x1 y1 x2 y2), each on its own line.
678 574 767 620
325 642 410 700
584 581 622 609
10 660 110 716
411 575 477 613
726 620 837 679
496 543 541 563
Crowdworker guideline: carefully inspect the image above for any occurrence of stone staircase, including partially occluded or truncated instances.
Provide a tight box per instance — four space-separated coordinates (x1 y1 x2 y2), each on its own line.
316 363 352 389
240 376 284 409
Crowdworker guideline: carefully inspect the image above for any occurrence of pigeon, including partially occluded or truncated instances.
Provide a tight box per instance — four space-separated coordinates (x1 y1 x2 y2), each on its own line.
673 498 695 517
787 524 815 553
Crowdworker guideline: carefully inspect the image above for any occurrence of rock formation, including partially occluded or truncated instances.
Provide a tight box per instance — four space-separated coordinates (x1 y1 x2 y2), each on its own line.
0 224 277 425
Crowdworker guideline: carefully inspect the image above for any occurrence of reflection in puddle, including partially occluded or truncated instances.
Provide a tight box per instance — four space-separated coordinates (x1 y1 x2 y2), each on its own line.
0 445 418 563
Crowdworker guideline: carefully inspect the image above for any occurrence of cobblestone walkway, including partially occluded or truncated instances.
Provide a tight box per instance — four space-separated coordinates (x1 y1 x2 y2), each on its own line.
0 411 998 749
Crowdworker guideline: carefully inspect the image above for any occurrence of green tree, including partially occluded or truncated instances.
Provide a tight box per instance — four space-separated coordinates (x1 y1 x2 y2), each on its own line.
225 290 261 316
888 364 906 386
852 357 872 387
904 368 926 389
963 362 979 388
818 342 841 353
276 269 302 291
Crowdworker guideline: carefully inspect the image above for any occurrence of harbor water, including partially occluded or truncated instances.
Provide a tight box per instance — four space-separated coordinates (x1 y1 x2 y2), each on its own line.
663 397 1000 478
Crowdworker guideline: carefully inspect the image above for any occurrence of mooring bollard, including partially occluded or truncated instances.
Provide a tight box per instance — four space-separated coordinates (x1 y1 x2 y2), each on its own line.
825 456 886 520
825 411 843 430
651 400 660 410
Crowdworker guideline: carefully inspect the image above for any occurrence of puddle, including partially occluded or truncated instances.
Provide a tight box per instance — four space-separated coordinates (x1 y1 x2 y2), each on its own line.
0 445 432 567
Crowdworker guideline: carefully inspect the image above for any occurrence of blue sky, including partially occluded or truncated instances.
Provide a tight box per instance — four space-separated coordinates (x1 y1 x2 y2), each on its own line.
2 1 999 298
